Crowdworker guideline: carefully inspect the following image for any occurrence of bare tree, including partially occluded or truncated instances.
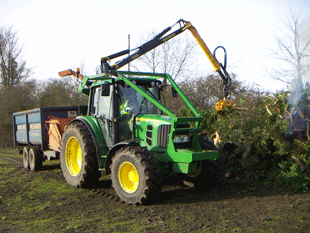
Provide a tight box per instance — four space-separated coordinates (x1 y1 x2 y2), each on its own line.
37 77 88 108
0 79 38 147
267 10 310 85
0 26 31 91
131 30 198 81
179 73 250 109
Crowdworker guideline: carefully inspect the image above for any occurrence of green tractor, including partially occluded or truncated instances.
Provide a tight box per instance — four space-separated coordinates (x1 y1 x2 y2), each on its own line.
59 19 232 204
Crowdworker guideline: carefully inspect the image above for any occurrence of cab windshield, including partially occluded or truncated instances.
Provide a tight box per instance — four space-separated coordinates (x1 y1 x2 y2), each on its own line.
118 83 160 116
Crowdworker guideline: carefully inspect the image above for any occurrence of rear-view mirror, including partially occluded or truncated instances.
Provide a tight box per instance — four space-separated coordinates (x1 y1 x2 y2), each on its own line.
101 83 110 96
171 86 178 97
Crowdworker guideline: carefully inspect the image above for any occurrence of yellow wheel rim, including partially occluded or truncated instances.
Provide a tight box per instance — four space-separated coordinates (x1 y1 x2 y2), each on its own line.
118 162 139 193
188 161 203 178
65 136 82 176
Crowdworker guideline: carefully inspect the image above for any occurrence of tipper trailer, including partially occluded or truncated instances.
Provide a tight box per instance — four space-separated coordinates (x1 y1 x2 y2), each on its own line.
13 106 87 171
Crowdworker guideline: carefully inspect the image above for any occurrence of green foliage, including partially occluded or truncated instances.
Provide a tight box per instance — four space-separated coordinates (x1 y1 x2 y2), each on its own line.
180 79 310 191
278 140 310 191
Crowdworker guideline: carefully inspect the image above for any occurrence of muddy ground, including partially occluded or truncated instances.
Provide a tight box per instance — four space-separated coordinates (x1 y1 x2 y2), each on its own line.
1 150 310 232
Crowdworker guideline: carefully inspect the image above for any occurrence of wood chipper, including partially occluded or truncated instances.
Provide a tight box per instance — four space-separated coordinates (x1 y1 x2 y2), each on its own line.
14 19 233 204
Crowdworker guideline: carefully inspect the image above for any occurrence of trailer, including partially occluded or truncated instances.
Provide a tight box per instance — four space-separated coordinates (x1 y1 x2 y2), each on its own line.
13 106 87 171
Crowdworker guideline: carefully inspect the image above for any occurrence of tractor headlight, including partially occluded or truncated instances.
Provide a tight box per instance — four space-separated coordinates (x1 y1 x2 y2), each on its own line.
173 135 190 143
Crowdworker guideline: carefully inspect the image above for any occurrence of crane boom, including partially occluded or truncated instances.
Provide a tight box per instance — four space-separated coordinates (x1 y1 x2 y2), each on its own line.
101 19 231 99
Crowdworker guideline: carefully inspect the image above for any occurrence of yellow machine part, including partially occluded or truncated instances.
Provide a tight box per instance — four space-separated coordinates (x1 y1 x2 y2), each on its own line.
215 99 236 115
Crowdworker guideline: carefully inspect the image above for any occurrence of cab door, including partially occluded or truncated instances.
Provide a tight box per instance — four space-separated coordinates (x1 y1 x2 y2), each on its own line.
89 85 114 148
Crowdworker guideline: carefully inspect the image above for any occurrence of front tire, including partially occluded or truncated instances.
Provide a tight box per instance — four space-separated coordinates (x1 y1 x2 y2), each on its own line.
185 160 221 189
111 147 162 205
60 122 100 188
183 136 222 189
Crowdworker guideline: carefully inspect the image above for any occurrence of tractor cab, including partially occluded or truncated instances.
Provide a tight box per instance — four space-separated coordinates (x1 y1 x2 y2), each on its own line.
87 75 163 147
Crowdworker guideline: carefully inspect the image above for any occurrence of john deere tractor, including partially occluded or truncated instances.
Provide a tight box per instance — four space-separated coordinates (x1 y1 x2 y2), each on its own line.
59 19 232 204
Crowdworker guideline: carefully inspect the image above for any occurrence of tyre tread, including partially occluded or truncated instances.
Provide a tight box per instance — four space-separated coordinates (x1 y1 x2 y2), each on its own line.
111 146 162 205
60 122 101 188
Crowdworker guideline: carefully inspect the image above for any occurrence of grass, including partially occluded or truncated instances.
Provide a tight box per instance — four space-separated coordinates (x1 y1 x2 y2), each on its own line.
0 148 23 159
0 159 16 174
0 149 142 232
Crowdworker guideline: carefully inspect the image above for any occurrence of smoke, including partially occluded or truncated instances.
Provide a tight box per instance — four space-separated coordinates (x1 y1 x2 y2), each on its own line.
288 76 309 141
289 77 304 108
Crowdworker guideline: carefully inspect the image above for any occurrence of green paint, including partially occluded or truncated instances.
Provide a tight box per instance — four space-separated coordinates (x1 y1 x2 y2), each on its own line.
173 162 197 173
76 116 109 168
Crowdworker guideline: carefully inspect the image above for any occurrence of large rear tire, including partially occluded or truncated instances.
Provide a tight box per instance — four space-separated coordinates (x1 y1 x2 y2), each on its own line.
60 122 101 188
29 147 42 172
111 147 162 205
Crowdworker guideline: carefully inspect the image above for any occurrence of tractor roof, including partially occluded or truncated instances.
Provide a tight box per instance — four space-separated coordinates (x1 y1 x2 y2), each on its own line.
91 75 162 87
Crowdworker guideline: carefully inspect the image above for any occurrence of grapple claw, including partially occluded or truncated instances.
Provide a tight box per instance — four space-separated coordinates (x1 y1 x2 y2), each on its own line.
215 99 236 115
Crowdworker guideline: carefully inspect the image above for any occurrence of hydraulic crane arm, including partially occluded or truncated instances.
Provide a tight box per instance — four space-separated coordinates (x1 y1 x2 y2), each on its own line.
185 24 231 98
101 20 187 72
101 19 231 98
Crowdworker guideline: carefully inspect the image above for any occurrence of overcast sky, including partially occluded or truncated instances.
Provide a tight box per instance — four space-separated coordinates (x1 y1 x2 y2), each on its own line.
1 0 310 92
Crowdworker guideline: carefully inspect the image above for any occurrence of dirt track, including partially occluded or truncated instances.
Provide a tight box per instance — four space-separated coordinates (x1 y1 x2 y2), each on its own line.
1 152 310 232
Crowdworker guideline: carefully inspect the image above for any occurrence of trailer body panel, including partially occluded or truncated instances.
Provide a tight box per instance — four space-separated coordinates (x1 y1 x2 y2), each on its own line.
13 106 85 151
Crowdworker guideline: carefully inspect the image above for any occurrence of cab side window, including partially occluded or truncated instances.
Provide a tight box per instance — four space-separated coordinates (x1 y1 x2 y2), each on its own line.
90 85 112 119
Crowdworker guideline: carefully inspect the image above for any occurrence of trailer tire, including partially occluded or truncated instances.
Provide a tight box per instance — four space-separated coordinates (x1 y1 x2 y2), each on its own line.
60 122 100 188
29 147 42 172
111 147 162 205
23 147 30 170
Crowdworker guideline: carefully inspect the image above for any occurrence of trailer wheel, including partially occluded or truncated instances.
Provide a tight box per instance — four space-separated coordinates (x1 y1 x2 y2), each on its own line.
60 122 100 188
23 147 30 170
111 147 162 205
29 147 42 172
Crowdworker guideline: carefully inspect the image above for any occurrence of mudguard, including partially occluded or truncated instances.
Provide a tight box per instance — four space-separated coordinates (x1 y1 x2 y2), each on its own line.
70 116 108 168
104 139 140 175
